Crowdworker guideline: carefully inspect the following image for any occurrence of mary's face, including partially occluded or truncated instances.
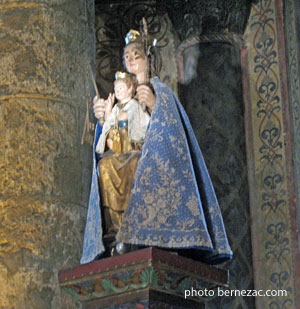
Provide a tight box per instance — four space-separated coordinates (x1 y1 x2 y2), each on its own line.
124 43 147 75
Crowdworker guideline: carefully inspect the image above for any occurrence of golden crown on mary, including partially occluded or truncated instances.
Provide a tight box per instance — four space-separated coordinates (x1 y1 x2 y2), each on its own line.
125 30 141 45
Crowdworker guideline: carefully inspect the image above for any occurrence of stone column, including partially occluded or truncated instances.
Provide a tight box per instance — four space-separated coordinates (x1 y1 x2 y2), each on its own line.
284 0 300 273
0 1 95 307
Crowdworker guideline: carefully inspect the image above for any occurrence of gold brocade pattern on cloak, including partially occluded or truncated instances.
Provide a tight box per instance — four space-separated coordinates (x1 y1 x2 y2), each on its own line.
116 78 232 261
81 77 232 265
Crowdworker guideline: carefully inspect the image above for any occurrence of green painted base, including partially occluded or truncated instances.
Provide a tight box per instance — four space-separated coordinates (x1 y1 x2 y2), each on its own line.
59 248 229 308
82 290 205 309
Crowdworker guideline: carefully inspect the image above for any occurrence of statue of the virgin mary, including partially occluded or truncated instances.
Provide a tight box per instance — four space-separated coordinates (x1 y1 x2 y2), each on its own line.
81 29 232 265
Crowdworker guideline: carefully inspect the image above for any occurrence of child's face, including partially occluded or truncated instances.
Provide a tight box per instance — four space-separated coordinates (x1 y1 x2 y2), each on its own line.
114 80 131 102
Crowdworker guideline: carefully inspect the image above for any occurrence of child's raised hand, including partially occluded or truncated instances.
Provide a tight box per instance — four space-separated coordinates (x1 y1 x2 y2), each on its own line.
104 93 115 120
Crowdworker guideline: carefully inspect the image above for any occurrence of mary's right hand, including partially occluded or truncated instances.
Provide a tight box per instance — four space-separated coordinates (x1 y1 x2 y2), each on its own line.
93 93 115 121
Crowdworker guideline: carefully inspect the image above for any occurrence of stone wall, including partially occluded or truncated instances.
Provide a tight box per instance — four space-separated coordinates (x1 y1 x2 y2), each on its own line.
0 0 95 308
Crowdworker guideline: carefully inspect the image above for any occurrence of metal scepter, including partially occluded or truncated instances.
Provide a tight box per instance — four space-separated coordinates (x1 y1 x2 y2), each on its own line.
140 17 149 112
88 63 104 126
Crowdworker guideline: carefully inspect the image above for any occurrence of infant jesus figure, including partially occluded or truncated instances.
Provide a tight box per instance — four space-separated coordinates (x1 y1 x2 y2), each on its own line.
95 71 150 254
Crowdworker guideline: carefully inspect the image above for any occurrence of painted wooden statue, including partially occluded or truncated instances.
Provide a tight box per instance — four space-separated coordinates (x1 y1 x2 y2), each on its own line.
81 29 232 264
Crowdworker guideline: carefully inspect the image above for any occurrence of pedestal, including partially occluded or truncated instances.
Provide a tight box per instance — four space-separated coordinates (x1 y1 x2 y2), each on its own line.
59 248 229 308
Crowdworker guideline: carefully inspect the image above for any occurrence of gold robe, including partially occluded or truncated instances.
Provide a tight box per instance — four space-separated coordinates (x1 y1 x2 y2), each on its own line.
97 99 149 236
98 123 142 235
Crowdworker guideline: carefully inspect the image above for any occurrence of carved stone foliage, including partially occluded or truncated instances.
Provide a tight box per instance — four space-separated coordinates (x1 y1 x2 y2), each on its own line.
95 0 256 42
163 0 257 40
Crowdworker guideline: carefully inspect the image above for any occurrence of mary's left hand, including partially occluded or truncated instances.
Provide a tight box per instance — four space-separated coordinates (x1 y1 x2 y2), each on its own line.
136 84 155 112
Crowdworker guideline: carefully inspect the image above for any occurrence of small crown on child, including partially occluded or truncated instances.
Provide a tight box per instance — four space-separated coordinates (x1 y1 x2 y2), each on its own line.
115 71 130 80
125 30 141 45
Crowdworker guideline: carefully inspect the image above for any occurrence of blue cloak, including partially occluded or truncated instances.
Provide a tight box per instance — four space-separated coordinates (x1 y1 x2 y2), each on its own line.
81 77 232 264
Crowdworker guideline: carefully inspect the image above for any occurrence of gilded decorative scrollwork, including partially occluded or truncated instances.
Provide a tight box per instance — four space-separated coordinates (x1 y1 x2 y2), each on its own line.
94 2 171 97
